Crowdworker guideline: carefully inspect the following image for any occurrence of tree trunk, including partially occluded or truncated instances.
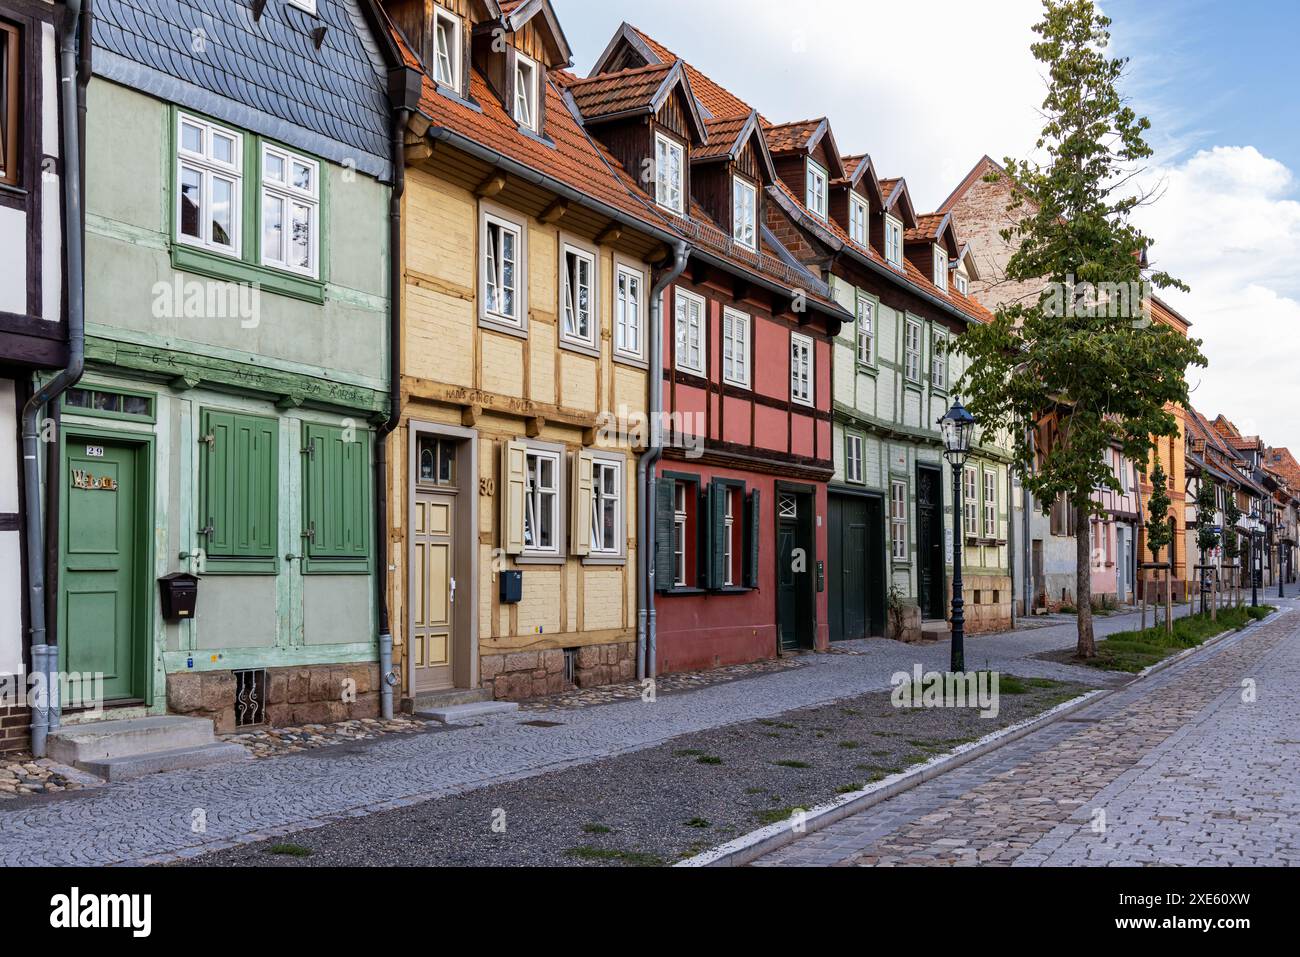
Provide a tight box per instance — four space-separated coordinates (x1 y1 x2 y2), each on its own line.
1076 511 1096 658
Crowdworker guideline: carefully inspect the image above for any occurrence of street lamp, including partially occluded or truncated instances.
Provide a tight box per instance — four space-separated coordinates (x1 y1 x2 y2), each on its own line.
1249 506 1261 608
939 400 977 672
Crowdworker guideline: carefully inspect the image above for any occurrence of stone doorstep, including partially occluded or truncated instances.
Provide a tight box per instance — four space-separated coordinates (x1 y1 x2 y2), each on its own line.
415 701 520 724
405 686 493 714
79 743 249 783
47 715 218 764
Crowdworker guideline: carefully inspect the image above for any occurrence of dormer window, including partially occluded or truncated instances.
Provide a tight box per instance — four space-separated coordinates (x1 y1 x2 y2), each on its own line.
733 175 757 250
655 132 684 214
933 245 948 292
849 194 868 246
433 6 462 89
954 271 969 296
514 52 539 131
884 215 903 267
806 159 828 220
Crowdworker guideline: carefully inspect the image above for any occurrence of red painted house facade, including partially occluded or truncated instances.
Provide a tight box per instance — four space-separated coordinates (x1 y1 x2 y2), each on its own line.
567 34 849 673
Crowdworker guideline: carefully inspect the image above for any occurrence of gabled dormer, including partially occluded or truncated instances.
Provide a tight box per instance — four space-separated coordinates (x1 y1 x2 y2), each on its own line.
953 241 980 297
566 59 707 217
765 119 846 224
691 111 775 251
831 153 884 249
876 178 917 270
906 212 961 293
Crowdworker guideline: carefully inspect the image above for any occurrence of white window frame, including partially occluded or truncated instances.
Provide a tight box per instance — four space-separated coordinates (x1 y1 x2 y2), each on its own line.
904 319 922 383
790 332 814 407
931 331 947 390
590 458 623 556
613 260 645 362
560 240 598 350
964 465 979 536
674 287 705 374
891 480 909 560
933 244 949 291
732 175 757 250
806 159 828 220
655 132 685 214
723 487 736 586
954 271 969 296
432 6 463 90
722 307 750 388
849 193 869 245
856 295 874 365
479 205 527 331
176 112 243 258
260 143 320 279
983 468 998 538
845 433 864 484
513 52 539 132
523 447 561 556
884 214 903 266
673 481 689 587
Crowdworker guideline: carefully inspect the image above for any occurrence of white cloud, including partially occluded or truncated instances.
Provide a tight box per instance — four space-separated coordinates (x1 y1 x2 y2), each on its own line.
1135 145 1300 450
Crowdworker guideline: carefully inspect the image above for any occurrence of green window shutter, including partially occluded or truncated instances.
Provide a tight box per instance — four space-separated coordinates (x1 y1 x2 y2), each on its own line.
744 489 761 588
708 479 727 589
200 409 278 560
654 478 675 592
303 423 370 564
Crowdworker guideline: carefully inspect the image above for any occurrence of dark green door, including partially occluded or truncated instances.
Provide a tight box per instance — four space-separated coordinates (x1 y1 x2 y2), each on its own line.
776 490 814 652
829 495 868 641
916 465 946 620
62 439 140 701
778 521 799 650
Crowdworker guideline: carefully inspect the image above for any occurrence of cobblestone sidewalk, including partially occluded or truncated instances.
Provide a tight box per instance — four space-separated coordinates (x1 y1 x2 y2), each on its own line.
755 601 1298 866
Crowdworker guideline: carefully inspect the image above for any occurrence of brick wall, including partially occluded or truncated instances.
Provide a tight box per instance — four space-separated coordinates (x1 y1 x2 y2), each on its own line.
1 704 31 754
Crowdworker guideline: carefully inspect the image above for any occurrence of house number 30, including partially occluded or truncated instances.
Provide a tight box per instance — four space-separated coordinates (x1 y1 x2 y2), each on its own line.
480 477 495 496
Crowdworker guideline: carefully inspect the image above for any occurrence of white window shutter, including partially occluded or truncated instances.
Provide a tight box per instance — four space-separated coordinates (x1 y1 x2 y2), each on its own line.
501 440 527 555
571 450 593 556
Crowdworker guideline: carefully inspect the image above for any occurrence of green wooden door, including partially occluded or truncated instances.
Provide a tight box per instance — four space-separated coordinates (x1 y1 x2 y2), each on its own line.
62 439 140 701
829 495 869 641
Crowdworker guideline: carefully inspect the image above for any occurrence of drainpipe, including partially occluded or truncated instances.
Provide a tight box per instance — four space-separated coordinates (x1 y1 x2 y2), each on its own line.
1021 426 1034 613
25 0 86 757
638 241 689 681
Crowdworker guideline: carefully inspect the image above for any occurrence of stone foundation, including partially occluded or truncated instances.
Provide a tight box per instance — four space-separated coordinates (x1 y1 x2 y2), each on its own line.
887 602 923 643
0 704 30 754
963 575 1014 635
481 640 636 701
166 664 380 733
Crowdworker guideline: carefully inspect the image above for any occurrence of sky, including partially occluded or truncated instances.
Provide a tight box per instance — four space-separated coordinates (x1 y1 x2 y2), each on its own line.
553 0 1300 453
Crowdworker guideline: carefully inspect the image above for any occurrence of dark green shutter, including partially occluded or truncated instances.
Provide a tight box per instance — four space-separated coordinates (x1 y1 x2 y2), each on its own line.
304 423 370 565
654 479 675 592
200 409 278 560
708 480 727 589
744 489 761 588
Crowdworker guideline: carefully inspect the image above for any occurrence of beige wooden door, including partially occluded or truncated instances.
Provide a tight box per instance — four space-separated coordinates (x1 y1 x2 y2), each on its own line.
411 492 456 692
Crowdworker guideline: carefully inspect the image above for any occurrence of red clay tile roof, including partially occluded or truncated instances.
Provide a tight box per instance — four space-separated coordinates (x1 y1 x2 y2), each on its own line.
878 177 901 200
627 25 756 119
565 62 676 120
906 213 947 243
765 119 822 154
695 113 752 160
1268 448 1300 490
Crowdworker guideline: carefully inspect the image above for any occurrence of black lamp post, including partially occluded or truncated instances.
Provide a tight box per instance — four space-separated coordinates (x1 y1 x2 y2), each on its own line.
1249 506 1261 608
939 400 977 673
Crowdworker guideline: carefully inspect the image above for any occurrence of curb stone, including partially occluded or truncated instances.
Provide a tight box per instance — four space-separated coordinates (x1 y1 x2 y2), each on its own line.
678 607 1281 868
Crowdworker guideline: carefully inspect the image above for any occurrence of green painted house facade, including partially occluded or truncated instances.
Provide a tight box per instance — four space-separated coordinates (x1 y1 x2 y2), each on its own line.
51 0 401 731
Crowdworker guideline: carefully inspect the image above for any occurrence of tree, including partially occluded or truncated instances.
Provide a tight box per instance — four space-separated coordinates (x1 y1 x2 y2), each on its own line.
951 0 1207 658
1194 477 1219 610
1223 491 1242 600
1146 455 1172 563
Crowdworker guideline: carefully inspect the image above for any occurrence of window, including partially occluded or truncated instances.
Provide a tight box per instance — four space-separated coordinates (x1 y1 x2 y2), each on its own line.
655 133 684 214
417 437 458 485
891 481 908 560
954 272 969 296
261 144 319 278
523 448 560 555
432 7 462 89
561 243 596 348
590 459 621 555
1050 493 1077 537
722 487 736 586
983 469 998 538
63 386 154 421
177 113 242 256
806 159 828 219
849 194 868 245
200 410 279 568
303 423 371 572
673 480 691 587
790 333 813 406
1 20 20 187
856 295 874 365
674 288 705 374
933 245 948 291
482 211 523 326
931 332 947 390
733 176 757 250
904 320 922 383
513 52 539 131
884 215 903 266
614 263 644 360
845 433 864 484
963 466 978 536
722 308 750 387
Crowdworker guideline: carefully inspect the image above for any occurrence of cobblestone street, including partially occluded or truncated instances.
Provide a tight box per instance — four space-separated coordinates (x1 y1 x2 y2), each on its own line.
755 597 1300 867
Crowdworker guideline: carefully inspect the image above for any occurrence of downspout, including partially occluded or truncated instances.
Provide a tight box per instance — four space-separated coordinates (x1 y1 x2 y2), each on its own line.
1022 426 1034 613
374 68 421 721
638 241 689 681
25 0 86 757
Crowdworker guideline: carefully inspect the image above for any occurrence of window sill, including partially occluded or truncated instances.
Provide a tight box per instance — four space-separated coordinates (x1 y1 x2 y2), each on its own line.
661 586 706 596
712 585 752 595
558 337 600 360
612 351 649 370
581 554 627 567
172 243 325 304
856 362 879 376
514 553 565 566
479 315 529 340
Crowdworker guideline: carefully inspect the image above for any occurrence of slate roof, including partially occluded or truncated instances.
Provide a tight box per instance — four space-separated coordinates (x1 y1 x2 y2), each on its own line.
92 0 394 177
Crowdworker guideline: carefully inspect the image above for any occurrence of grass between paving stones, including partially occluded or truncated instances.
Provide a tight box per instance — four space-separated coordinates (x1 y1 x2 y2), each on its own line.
180 673 1088 869
1039 605 1274 673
